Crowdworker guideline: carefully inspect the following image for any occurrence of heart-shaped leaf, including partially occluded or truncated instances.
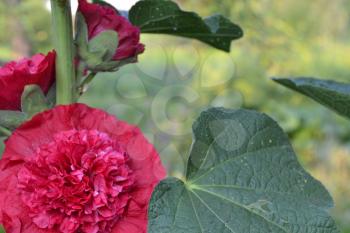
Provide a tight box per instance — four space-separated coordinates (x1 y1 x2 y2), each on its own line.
129 0 243 52
21 85 49 117
273 77 350 119
148 108 339 233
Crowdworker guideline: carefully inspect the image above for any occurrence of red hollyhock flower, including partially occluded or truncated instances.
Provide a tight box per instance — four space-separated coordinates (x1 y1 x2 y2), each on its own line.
78 0 145 61
0 51 56 111
0 104 166 233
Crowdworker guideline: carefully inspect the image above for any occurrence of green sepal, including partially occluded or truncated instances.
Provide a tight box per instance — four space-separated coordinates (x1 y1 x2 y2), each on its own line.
0 110 28 137
86 30 119 64
0 126 11 137
0 110 27 131
46 83 56 108
89 57 137 72
75 13 119 72
75 12 89 58
21 85 49 117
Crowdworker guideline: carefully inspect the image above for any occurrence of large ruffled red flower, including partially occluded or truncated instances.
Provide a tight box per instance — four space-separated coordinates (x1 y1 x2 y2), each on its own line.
78 0 145 61
0 104 166 233
0 51 56 111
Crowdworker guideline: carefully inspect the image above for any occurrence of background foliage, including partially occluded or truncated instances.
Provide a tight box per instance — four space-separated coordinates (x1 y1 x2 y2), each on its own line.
0 0 349 232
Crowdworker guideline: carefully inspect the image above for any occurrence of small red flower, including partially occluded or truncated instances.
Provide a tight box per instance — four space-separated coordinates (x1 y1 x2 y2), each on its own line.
0 51 56 111
78 0 145 61
0 104 166 233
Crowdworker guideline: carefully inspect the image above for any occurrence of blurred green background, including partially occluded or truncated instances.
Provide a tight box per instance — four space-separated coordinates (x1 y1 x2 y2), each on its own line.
0 0 350 232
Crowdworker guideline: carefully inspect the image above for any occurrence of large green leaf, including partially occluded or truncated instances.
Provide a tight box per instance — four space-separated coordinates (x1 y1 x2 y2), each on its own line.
129 0 243 52
273 77 350 119
148 108 338 233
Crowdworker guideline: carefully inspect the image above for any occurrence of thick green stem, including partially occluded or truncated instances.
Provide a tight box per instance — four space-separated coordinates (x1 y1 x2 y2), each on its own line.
50 0 75 104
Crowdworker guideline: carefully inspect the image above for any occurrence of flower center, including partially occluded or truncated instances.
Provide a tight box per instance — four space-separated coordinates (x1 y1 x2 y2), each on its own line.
18 129 135 233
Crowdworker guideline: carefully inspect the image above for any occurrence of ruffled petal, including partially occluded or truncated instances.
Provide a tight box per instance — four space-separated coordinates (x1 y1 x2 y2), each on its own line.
0 51 55 111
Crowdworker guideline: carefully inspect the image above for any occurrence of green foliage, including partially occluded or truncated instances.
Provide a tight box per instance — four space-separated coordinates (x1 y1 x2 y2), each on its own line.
1 0 350 232
129 0 243 52
149 108 338 233
274 78 350 119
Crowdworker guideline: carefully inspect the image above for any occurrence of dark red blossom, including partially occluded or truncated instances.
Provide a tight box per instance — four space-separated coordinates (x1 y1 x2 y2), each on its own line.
0 51 56 111
0 104 166 233
78 0 145 61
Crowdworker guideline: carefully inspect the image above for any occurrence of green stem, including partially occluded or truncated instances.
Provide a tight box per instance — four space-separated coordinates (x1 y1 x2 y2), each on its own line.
50 0 75 104
79 72 97 95
81 72 97 87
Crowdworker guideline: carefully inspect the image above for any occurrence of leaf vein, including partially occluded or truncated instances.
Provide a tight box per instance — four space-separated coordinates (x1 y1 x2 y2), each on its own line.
191 191 237 233
194 189 290 233
188 190 205 233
